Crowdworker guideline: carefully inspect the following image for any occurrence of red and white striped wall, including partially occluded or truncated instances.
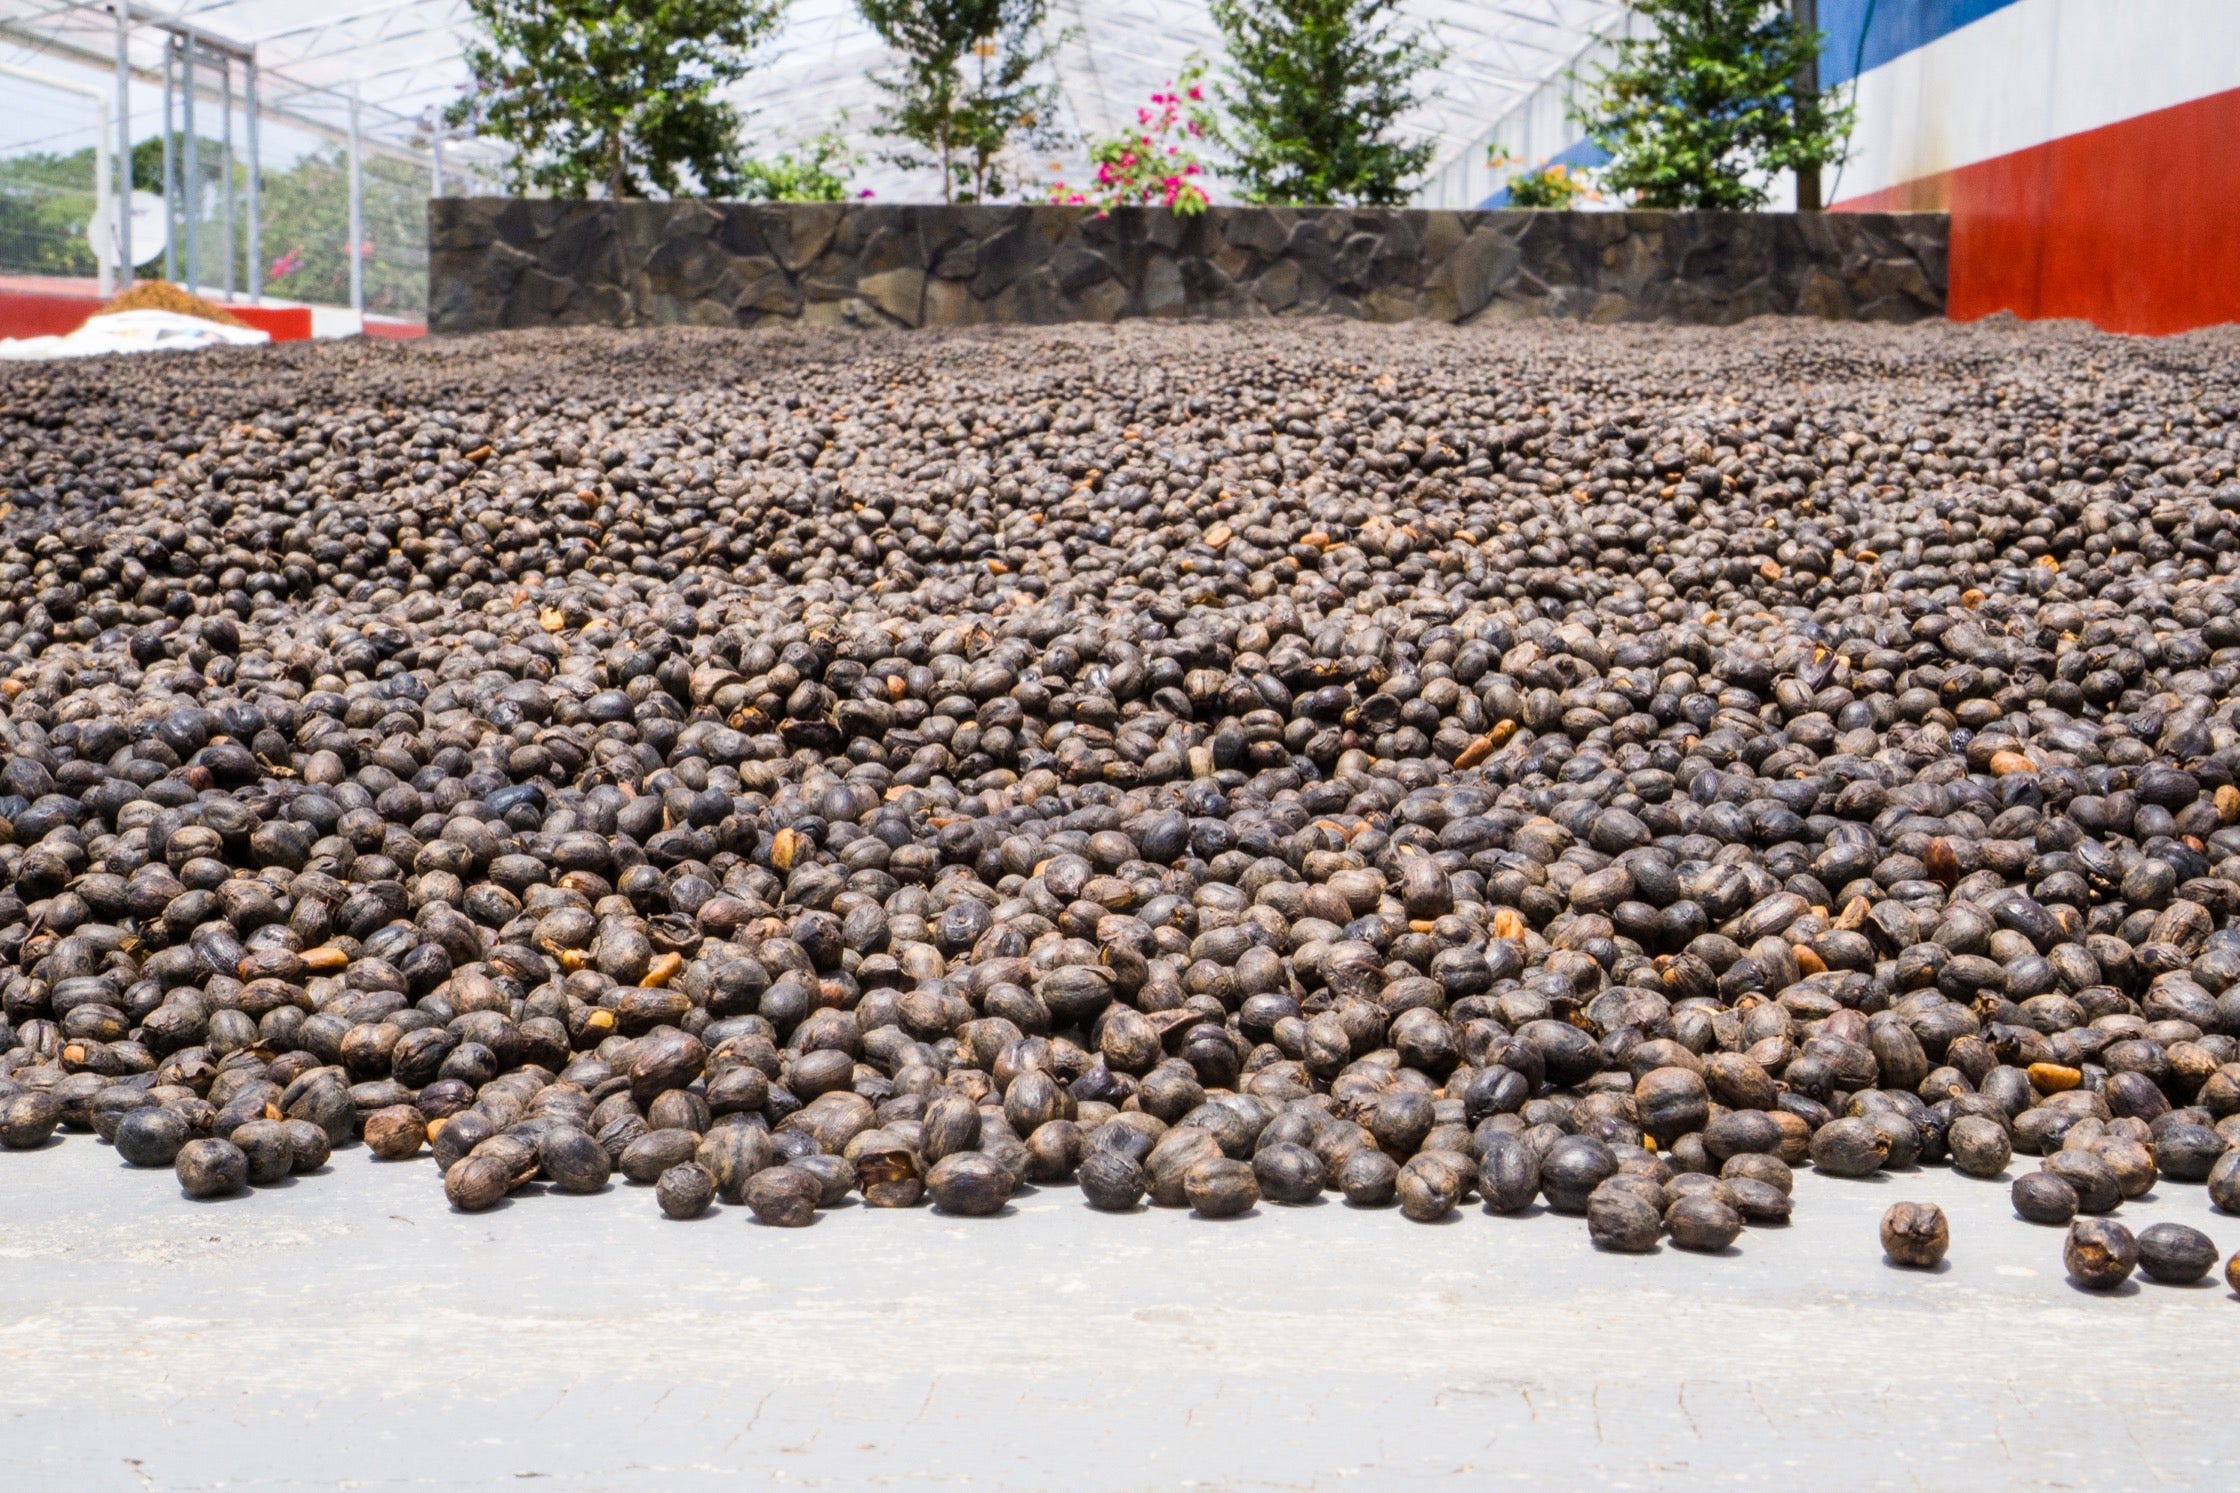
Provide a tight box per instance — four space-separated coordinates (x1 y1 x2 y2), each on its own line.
1829 0 2240 334
1419 1 2240 335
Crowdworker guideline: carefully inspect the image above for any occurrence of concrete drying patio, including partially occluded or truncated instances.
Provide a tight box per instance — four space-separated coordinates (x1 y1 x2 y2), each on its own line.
1 1134 2233 1490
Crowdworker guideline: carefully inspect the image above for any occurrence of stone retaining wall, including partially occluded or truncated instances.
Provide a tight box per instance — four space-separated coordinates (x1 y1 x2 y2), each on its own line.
428 200 1947 333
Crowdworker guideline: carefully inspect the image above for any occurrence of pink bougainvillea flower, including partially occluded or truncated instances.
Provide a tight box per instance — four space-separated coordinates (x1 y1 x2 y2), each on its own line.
1071 60 1216 217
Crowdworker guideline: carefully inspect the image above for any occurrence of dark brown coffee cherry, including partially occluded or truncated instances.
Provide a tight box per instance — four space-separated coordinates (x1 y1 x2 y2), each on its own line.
1809 1118 1889 1178
656 1161 715 1219
363 1105 426 1161
1588 1184 1661 1253
230 1119 295 1186
744 1166 823 1227
1338 1149 1398 1208
1666 1195 1743 1252
444 1154 514 1213
1183 1157 1259 1219
926 1152 1015 1216
1880 1202 1949 1268
2063 1218 2139 1290
2012 1171 2079 1226
1946 1116 2011 1179
1253 1142 1324 1205
1477 1131 1539 1215
176 1137 248 1198
1078 1148 1146 1211
115 1106 190 1167
2135 1222 2218 1285
0 1092 61 1149
5 307 2235 1277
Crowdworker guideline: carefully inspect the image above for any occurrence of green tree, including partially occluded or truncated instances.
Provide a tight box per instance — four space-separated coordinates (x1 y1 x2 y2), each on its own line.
0 150 104 276
449 0 787 199
1573 0 1851 209
257 149 430 315
2 138 436 313
129 136 166 193
856 0 1063 203
1208 0 1443 206
2 139 205 279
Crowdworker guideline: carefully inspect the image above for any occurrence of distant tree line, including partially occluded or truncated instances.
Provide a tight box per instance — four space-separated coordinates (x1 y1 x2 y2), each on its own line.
0 134 430 314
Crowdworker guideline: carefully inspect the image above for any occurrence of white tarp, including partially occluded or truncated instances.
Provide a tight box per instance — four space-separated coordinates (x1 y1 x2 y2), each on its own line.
0 309 272 362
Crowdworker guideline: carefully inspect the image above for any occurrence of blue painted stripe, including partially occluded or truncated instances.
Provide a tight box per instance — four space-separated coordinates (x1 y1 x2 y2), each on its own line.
1469 2 2028 206
1817 0 2029 87
1550 138 1612 171
1475 139 1610 209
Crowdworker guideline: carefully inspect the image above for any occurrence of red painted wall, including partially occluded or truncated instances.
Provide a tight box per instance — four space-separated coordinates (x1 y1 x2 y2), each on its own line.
232 306 315 342
0 289 315 344
1841 87 2240 336
0 291 100 339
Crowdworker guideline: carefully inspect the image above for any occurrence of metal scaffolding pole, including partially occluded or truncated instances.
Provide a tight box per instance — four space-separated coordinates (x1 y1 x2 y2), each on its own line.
245 58 260 303
431 130 444 201
181 37 197 293
113 2 131 288
347 83 363 318
160 40 175 282
93 90 112 297
220 56 235 299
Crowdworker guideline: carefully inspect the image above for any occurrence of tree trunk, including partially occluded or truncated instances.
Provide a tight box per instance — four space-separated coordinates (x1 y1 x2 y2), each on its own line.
1793 0 1822 209
608 130 625 201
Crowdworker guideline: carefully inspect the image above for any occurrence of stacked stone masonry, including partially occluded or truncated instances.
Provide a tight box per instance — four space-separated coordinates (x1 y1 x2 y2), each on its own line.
428 201 1948 334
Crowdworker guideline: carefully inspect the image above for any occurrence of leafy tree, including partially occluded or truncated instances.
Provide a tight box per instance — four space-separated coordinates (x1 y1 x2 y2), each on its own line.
2 138 218 278
1 138 433 312
449 0 787 199
1208 0 1443 206
856 0 1063 203
0 150 105 276
257 148 431 315
130 136 168 193
1572 0 1851 210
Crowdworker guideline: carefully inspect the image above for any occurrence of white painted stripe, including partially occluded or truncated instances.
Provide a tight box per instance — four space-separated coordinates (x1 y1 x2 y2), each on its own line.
1834 0 2240 202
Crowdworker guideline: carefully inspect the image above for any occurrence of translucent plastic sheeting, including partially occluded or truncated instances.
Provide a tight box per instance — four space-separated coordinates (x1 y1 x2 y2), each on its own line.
0 0 1624 200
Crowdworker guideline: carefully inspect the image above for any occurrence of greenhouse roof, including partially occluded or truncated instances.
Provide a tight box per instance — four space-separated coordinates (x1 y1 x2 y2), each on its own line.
0 0 1625 194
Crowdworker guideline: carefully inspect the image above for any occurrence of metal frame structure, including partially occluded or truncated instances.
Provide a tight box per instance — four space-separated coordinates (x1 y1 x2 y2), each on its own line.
1410 3 1634 210
3 0 506 306
158 27 246 298
4 0 1624 220
0 56 112 291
